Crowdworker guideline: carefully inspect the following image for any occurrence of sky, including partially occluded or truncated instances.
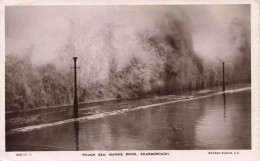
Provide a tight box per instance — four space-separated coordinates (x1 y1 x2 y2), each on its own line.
5 5 250 70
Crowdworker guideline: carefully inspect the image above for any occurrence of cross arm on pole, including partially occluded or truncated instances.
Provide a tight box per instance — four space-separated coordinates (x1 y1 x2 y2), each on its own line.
70 67 80 69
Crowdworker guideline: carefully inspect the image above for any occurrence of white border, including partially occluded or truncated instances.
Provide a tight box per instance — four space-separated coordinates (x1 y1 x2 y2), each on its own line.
0 0 259 161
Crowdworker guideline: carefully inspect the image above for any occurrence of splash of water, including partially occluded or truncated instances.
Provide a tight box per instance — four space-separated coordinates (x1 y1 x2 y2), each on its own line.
5 6 250 111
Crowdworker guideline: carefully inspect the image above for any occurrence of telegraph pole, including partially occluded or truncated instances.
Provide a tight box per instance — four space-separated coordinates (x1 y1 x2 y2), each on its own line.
222 62 225 92
71 57 80 117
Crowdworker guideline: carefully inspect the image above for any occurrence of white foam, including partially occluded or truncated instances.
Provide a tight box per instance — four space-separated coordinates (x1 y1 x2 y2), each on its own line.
7 87 251 134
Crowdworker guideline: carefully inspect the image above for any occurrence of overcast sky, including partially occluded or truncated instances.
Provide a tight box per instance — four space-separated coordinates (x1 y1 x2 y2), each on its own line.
6 5 250 68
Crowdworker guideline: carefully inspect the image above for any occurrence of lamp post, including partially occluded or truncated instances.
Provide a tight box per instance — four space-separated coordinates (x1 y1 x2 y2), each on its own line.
71 57 80 117
222 62 225 92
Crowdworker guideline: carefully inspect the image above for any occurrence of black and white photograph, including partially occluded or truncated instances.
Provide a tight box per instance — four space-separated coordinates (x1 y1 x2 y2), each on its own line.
1 1 260 160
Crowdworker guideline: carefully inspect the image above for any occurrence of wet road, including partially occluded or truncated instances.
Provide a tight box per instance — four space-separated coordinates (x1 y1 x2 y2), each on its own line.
6 88 251 151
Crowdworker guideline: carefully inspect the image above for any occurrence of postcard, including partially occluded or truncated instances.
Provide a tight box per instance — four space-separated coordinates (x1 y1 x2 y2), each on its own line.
0 0 259 160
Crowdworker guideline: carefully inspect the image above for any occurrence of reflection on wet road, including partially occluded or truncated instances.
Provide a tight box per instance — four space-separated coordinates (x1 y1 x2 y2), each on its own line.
6 89 251 151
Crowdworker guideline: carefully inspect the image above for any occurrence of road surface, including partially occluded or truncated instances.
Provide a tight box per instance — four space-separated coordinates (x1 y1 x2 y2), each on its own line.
6 85 251 151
